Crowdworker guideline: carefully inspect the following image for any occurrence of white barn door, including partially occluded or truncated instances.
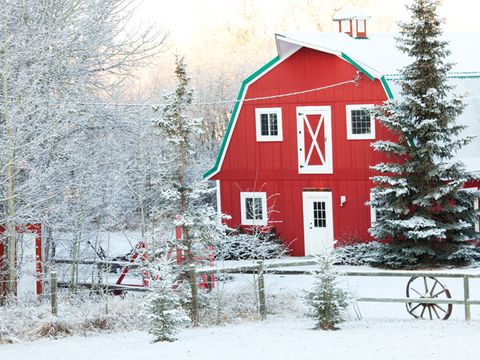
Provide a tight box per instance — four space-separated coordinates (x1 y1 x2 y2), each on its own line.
302 191 334 256
297 106 332 174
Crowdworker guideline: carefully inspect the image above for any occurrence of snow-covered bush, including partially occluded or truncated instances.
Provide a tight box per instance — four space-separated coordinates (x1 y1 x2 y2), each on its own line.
143 258 190 342
305 255 349 330
333 242 384 266
215 229 287 260
447 244 480 266
0 292 147 342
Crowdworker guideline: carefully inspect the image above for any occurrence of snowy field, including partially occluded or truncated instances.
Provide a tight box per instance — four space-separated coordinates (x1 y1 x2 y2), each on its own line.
1 316 480 360
2 268 480 359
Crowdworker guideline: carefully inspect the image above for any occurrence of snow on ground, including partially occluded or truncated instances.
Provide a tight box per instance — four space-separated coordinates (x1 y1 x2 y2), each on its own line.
3 263 480 359
1 316 480 360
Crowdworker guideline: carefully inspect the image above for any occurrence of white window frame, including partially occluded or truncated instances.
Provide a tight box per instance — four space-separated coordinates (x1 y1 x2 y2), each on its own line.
370 190 377 227
255 107 283 142
240 192 267 226
464 187 480 232
346 104 375 140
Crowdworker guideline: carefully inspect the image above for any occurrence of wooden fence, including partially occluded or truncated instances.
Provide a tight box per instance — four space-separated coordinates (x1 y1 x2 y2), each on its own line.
55 258 480 320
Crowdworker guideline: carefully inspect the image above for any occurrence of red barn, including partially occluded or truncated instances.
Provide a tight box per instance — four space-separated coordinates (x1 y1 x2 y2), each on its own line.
204 15 480 256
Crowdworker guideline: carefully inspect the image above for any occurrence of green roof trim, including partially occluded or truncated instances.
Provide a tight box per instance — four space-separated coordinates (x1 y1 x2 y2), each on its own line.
381 76 416 148
340 52 376 81
203 56 281 179
380 76 394 99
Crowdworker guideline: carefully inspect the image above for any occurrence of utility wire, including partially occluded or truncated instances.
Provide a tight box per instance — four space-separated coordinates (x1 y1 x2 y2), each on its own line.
0 74 361 109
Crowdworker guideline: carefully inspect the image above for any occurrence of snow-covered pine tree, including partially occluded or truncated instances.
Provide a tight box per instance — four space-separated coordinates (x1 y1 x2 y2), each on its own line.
154 56 229 325
143 257 190 342
305 254 349 330
370 0 479 267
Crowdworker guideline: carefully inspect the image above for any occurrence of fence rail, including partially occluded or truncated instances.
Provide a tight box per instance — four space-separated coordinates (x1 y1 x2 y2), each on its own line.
54 257 480 320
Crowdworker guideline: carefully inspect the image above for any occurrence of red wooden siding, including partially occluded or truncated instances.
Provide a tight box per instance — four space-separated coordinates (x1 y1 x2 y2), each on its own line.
212 47 395 255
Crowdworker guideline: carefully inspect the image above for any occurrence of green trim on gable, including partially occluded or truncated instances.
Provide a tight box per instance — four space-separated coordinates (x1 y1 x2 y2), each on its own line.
340 52 376 81
380 76 394 99
203 56 281 179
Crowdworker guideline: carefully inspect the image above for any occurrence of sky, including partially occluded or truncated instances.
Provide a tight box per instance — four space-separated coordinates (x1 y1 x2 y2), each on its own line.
131 0 480 91
137 0 480 44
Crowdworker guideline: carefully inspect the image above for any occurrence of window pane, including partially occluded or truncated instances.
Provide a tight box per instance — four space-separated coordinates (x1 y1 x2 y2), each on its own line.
246 198 254 220
261 114 269 136
351 109 371 135
269 113 278 136
253 198 263 220
313 201 326 228
246 197 264 221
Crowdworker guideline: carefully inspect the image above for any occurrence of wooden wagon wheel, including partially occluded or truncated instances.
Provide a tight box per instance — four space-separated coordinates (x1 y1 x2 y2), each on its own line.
406 276 452 320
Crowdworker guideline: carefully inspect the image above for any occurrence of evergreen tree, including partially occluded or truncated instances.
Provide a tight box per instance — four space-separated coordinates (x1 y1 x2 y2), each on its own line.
143 257 190 342
370 0 479 267
305 255 349 330
154 56 229 325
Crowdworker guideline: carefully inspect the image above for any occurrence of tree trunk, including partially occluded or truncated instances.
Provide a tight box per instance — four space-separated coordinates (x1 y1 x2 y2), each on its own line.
2 18 17 298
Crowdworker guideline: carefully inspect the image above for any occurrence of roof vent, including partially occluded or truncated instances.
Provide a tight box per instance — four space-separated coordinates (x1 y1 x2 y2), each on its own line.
333 10 370 39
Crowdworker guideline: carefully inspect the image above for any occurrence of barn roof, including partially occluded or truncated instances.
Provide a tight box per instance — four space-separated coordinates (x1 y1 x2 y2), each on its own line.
275 32 480 78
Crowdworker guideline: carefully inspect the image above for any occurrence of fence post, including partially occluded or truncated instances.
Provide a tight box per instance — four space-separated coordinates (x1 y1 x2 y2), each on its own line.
189 264 199 326
51 271 58 316
257 261 266 320
463 275 471 321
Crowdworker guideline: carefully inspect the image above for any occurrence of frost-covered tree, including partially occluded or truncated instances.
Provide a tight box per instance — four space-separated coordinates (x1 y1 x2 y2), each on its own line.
143 257 189 342
0 0 165 297
154 56 229 325
305 255 349 330
369 0 478 266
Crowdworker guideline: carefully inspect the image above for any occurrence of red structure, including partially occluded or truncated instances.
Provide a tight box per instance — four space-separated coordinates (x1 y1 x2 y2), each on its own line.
204 20 480 256
0 224 43 298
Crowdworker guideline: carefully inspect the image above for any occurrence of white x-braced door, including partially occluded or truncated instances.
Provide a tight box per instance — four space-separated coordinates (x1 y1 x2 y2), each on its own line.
297 106 332 174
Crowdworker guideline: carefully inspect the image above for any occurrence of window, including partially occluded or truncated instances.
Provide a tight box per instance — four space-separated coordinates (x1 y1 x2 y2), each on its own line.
313 201 327 228
346 104 375 140
240 192 267 226
255 108 283 142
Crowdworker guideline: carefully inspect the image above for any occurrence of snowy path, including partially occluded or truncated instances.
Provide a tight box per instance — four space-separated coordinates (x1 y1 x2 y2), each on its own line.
1 316 480 360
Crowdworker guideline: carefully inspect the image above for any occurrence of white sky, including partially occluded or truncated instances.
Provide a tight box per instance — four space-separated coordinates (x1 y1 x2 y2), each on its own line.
137 0 480 43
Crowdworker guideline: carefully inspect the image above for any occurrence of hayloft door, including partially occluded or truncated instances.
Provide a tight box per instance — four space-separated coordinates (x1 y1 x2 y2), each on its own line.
297 106 332 174
302 191 334 255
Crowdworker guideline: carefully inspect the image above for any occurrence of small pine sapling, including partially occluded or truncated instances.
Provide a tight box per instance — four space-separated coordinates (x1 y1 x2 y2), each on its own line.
305 254 349 330
144 257 190 342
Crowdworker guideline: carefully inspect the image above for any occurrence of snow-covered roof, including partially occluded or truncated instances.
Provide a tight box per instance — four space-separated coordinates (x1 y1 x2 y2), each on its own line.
275 32 480 77
333 10 371 21
275 32 480 175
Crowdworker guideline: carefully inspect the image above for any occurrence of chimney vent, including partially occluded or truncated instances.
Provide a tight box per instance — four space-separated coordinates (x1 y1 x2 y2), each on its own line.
333 10 370 39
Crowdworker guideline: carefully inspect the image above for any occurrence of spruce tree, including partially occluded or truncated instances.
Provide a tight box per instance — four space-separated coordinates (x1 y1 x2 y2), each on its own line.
143 257 190 342
154 56 229 324
370 0 479 267
305 255 349 330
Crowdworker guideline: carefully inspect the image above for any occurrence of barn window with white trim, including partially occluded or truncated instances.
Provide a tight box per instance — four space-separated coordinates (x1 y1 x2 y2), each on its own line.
255 108 283 142
240 192 267 226
346 104 375 140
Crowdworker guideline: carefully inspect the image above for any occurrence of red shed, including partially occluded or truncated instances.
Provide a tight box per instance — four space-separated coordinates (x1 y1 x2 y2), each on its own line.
204 18 480 256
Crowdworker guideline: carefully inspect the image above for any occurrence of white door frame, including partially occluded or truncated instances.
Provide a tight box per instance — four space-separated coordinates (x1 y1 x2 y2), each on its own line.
302 191 334 256
296 106 333 174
